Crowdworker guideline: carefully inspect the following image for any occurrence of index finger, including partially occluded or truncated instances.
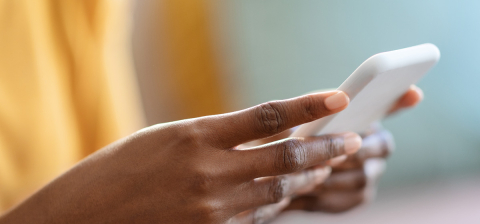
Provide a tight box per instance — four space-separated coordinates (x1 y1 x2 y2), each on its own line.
199 91 350 149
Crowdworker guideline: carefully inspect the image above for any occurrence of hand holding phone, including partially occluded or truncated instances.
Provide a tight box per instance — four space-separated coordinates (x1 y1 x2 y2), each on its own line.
291 43 440 137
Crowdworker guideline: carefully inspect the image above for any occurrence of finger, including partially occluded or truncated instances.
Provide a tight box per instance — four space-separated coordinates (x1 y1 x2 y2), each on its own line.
358 122 383 137
327 155 348 166
294 166 332 195
236 132 361 180
359 130 394 160
199 91 350 149
353 159 386 205
255 129 294 146
238 167 331 211
332 130 393 171
284 161 385 213
284 190 365 213
228 197 291 224
320 169 367 192
308 158 385 196
364 158 386 185
388 85 423 115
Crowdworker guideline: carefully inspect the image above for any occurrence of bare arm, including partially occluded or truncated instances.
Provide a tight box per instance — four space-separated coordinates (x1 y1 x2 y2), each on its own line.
0 91 360 224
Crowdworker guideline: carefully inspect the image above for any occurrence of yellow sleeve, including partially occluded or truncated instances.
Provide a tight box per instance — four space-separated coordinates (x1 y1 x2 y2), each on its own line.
0 0 145 211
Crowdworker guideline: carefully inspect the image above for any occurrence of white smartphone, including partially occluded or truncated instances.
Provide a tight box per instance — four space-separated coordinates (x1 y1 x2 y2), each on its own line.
290 43 440 137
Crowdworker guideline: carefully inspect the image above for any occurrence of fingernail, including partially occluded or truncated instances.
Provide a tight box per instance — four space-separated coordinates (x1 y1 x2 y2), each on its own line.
277 197 291 207
344 132 362 154
324 91 349 110
314 166 331 184
329 155 347 166
412 85 424 100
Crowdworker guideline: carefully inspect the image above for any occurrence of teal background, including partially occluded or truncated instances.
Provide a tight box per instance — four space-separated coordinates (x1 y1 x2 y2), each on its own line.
215 0 480 188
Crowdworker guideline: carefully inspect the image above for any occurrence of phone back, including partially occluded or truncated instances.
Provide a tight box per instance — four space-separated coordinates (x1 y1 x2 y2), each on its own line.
291 44 440 137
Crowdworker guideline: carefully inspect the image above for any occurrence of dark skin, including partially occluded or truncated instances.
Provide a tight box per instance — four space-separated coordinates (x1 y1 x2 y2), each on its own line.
285 85 423 213
0 86 423 224
249 85 423 219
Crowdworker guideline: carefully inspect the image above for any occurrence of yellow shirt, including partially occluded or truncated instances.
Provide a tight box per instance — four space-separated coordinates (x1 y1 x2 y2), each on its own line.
0 0 145 211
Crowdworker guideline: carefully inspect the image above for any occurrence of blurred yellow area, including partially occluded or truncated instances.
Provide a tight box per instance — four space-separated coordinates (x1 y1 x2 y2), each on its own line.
0 0 225 211
159 0 227 118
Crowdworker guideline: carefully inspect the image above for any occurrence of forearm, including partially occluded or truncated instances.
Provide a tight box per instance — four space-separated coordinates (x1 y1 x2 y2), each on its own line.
1 169 89 223
0 149 117 224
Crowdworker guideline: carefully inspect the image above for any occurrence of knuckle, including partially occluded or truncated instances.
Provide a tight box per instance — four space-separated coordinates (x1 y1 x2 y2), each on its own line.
254 101 287 135
189 168 216 194
301 94 320 121
196 201 224 223
274 138 307 173
253 208 266 224
180 126 203 147
268 176 288 203
169 120 207 148
253 206 278 224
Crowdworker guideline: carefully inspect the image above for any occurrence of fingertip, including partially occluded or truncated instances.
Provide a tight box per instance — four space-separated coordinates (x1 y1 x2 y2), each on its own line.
328 155 348 166
313 166 332 184
279 196 292 207
401 86 423 108
387 86 424 115
411 85 424 102
324 91 350 111
344 132 362 155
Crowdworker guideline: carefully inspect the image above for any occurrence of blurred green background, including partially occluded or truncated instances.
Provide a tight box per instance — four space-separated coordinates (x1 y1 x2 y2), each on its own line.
213 0 480 188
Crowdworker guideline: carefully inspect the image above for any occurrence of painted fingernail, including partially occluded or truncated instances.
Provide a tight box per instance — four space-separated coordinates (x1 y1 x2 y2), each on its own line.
314 166 332 184
344 132 362 154
324 91 350 110
412 85 424 100
329 155 347 166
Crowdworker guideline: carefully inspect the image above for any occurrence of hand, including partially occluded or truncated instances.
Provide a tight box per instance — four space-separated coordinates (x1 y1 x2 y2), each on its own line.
0 91 362 224
283 85 424 213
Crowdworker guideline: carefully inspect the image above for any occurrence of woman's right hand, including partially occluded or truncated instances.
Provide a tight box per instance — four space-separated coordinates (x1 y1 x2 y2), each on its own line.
0 91 361 224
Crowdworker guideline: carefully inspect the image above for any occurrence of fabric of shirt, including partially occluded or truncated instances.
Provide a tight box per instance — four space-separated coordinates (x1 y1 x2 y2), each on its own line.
0 0 145 211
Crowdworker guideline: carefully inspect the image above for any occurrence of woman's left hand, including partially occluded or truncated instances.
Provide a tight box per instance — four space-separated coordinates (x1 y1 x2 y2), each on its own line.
283 85 424 213
237 85 424 221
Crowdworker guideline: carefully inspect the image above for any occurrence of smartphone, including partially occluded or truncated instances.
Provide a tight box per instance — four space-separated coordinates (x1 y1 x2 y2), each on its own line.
290 43 440 137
